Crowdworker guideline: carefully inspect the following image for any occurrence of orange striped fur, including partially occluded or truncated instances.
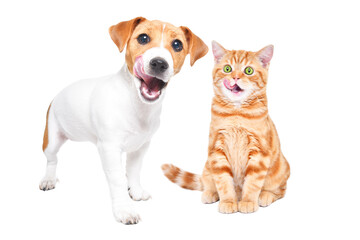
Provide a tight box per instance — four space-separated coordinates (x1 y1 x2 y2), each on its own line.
162 42 290 214
162 164 203 190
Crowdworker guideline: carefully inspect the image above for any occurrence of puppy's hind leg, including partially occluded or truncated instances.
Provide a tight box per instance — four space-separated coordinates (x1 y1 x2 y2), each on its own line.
39 104 67 191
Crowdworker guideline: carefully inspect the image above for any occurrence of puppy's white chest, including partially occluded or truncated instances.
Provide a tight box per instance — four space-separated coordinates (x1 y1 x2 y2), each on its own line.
120 117 160 152
89 71 162 152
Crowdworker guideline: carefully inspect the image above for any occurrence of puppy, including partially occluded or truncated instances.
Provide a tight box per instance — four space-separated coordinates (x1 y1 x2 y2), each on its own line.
40 17 208 224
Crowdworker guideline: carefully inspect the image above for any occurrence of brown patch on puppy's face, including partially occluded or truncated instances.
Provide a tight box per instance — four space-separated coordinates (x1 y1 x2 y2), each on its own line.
110 17 208 74
109 17 208 103
122 20 207 74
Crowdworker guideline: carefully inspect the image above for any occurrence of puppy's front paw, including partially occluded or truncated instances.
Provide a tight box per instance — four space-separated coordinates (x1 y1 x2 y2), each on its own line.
218 201 238 214
238 201 259 213
129 187 151 201
113 206 141 225
39 177 58 191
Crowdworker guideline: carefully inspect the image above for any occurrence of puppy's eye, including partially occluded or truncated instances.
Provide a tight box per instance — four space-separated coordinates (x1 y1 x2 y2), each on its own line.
172 39 183 52
223 65 232 73
137 34 150 45
244 66 254 75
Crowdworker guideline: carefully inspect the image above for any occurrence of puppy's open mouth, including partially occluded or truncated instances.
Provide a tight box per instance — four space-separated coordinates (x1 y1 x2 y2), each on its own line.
223 79 243 94
134 57 167 101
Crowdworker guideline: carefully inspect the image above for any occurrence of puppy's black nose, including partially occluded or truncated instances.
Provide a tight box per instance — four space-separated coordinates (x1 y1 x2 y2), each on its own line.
150 57 169 73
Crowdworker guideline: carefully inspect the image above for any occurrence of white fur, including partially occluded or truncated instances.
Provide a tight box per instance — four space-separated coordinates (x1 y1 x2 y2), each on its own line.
40 49 171 224
160 24 166 48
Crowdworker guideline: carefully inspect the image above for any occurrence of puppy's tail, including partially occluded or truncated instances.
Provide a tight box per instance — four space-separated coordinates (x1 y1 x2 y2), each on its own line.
42 103 52 152
161 164 203 191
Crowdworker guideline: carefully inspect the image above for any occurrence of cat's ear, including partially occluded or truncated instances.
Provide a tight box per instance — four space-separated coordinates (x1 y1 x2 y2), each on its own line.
256 45 274 68
180 26 209 66
212 41 227 63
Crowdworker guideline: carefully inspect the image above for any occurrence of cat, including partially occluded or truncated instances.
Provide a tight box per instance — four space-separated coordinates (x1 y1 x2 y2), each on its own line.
162 41 290 214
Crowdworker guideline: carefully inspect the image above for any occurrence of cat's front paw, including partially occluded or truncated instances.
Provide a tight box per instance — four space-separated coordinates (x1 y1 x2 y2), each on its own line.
218 201 238 214
238 201 259 213
259 191 276 207
201 190 219 204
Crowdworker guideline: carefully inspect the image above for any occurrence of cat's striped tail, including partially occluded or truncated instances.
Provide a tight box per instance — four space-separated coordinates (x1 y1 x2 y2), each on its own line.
161 164 203 191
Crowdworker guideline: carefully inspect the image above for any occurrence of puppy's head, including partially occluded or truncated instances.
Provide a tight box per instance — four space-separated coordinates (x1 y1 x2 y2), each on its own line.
109 17 208 104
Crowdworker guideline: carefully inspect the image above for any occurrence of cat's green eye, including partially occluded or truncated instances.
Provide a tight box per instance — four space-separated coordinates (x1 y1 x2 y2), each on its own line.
223 65 232 73
244 66 254 75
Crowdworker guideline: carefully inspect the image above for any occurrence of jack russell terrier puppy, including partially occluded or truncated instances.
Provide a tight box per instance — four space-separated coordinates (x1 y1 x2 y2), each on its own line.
39 17 208 224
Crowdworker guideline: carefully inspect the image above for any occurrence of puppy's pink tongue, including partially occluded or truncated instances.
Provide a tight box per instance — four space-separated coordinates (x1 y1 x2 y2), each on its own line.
135 65 152 82
134 56 166 101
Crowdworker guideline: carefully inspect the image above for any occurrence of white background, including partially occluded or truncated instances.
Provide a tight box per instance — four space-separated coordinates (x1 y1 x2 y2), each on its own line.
0 0 359 239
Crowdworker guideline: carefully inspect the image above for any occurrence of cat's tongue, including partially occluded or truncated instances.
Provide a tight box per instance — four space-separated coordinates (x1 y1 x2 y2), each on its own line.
223 79 242 94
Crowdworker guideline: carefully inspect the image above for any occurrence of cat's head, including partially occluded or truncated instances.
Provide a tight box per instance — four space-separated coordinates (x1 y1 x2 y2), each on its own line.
211 41 273 105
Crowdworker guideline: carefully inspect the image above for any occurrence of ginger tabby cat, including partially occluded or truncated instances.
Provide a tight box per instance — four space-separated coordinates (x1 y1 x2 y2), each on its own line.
162 41 290 214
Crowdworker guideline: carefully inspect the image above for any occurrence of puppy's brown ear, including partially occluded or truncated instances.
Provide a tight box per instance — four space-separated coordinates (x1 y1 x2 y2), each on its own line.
109 17 146 52
180 26 209 66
